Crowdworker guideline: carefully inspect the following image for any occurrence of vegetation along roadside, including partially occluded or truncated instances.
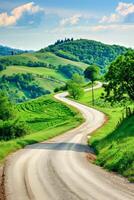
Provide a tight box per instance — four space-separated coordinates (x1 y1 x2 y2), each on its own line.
75 50 134 182
0 93 83 164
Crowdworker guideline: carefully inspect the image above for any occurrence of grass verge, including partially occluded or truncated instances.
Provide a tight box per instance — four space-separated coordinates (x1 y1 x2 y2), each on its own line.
77 87 134 182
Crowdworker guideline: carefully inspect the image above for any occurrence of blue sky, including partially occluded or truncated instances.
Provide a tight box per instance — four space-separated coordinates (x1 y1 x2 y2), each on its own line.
0 0 134 50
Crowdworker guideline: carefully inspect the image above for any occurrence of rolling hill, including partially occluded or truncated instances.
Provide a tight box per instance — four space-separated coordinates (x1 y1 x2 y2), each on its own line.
0 50 88 102
0 51 87 69
0 39 128 102
45 39 128 70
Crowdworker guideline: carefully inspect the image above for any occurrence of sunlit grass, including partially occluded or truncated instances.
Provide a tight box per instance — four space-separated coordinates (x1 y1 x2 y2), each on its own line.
0 95 83 163
78 88 134 181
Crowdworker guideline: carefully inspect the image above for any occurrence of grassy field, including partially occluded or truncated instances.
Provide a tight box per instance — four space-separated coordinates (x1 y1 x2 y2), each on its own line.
0 52 88 69
0 95 83 163
34 52 88 69
0 66 67 82
77 88 134 182
36 77 63 92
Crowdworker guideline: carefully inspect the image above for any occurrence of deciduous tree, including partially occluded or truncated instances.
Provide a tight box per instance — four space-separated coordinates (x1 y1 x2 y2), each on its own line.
84 65 100 105
104 50 134 103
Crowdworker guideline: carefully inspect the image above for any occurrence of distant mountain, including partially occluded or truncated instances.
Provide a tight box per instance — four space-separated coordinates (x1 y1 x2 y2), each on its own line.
0 45 31 56
44 39 128 69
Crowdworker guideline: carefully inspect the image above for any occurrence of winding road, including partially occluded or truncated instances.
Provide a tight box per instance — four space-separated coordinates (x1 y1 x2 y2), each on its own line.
4 84 134 200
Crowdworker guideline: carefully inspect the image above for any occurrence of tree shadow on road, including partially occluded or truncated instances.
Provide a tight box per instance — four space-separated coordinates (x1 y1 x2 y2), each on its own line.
25 142 94 153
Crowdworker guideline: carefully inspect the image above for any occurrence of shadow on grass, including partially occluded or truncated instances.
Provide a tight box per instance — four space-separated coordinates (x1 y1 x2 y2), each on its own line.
17 139 39 147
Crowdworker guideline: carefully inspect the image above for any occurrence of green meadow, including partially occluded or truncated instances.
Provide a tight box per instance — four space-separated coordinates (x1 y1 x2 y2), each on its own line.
0 95 83 163
0 51 88 71
0 65 66 81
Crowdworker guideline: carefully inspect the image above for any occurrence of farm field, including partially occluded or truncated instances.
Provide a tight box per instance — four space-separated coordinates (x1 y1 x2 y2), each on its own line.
0 94 83 163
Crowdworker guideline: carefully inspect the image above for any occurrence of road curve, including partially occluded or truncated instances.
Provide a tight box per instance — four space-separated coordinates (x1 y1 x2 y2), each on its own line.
5 84 134 200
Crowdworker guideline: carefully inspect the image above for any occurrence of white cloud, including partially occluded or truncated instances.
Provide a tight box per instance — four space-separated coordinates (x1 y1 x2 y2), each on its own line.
60 14 82 26
0 2 42 27
100 2 134 24
116 2 134 16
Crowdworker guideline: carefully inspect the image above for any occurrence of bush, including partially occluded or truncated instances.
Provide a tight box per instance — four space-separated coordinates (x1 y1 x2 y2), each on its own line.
0 91 16 120
68 81 84 100
27 61 48 68
54 85 67 93
0 64 6 71
0 119 29 140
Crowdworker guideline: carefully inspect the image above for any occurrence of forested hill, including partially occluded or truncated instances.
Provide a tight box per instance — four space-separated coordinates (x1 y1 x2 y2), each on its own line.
0 39 129 102
44 39 128 68
0 45 28 56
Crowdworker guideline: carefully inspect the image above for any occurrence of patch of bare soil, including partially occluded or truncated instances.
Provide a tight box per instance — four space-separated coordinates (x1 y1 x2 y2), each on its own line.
0 166 5 200
86 152 96 162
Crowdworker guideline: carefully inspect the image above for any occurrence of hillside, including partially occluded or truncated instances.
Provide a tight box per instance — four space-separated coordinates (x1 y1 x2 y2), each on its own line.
0 39 128 102
45 39 128 70
0 73 52 103
77 87 134 181
0 45 28 56
0 51 88 102
0 51 87 69
94 115 134 182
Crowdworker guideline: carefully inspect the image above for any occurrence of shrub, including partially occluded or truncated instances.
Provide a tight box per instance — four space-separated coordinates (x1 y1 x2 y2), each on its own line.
54 85 67 93
0 91 16 120
0 64 6 71
68 81 84 100
0 119 29 140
